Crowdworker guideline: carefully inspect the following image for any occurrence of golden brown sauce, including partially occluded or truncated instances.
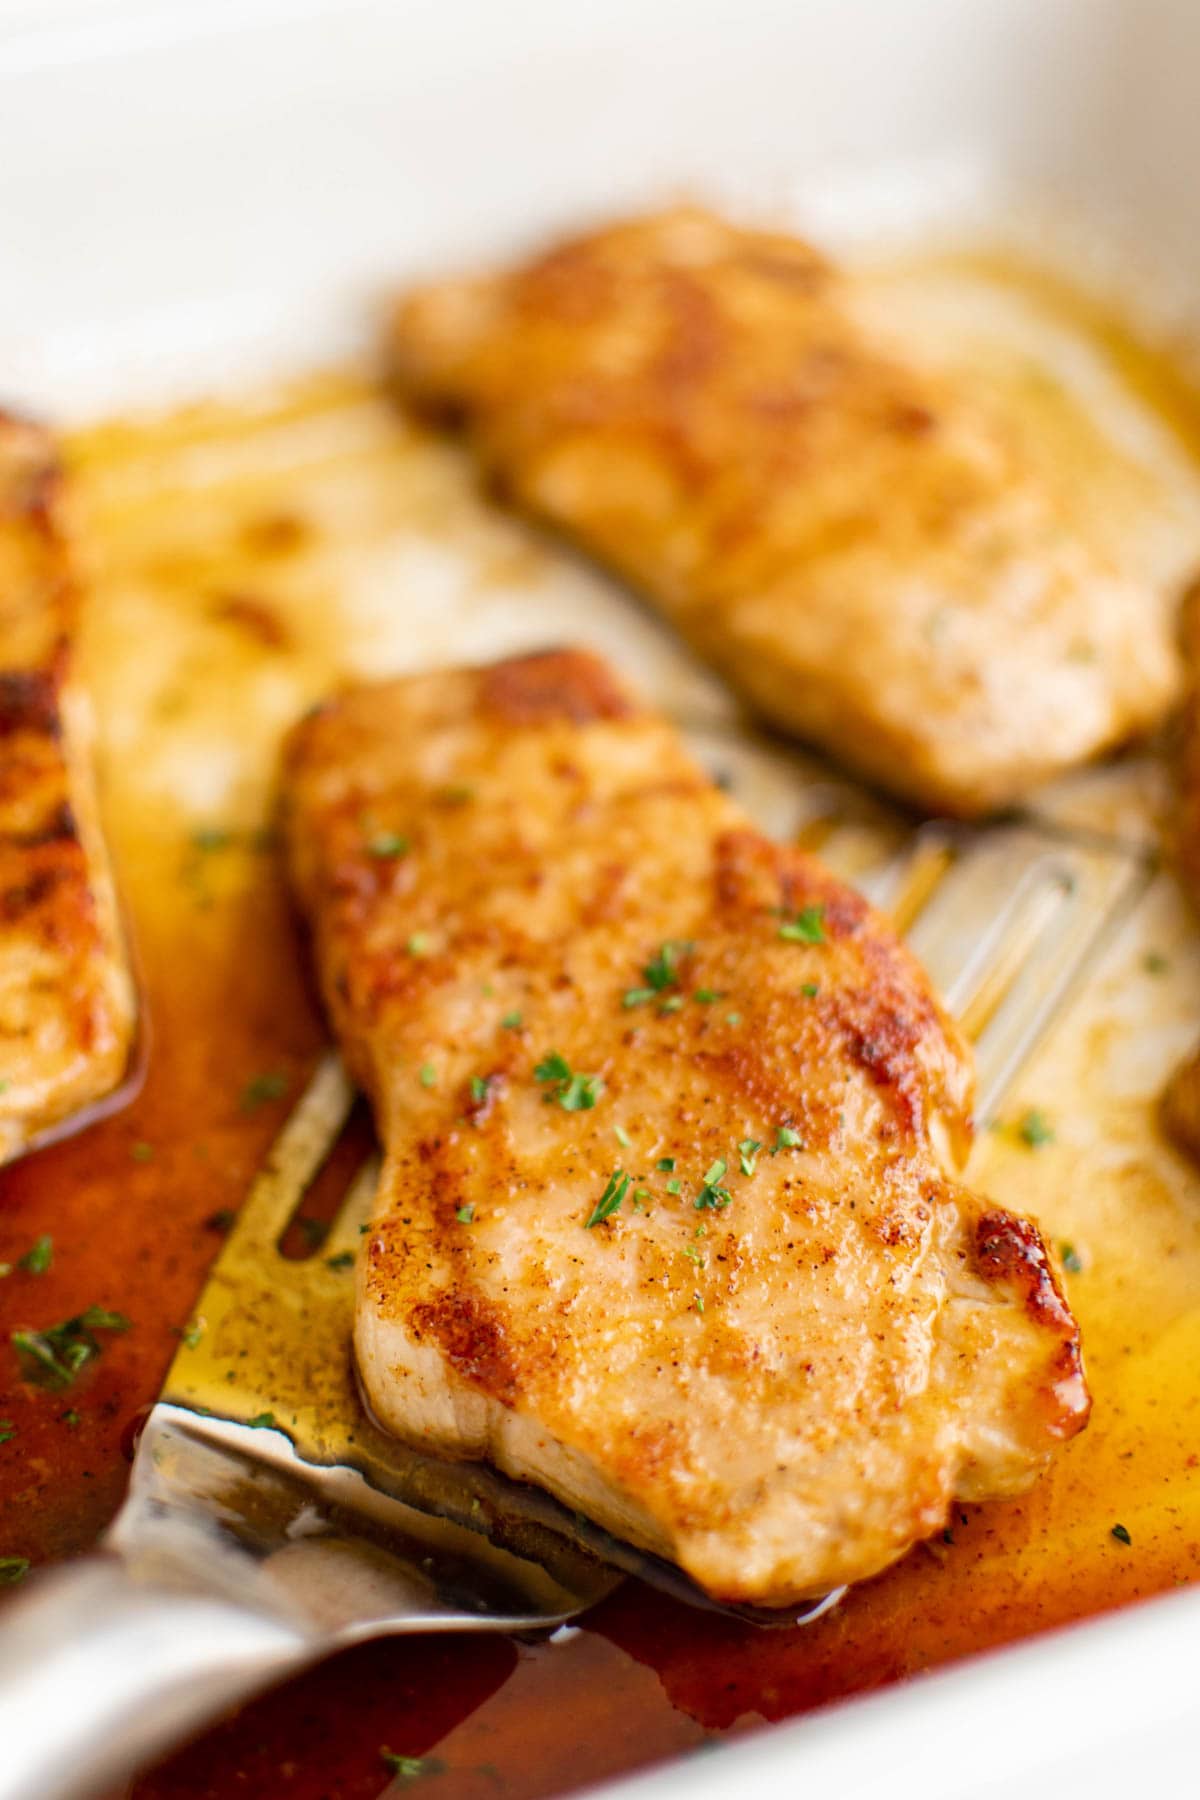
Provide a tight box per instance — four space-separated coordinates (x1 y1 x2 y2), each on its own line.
0 251 1199 1799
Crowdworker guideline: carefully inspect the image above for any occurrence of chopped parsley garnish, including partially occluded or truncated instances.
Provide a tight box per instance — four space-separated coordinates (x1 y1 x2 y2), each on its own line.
406 933 430 957
0 1421 13 1444
12 1305 131 1389
666 1178 682 1194
585 1170 629 1229
246 1412 276 1430
0 1558 29 1585
534 1052 603 1111
18 1235 52 1275
632 1192 649 1212
725 1012 742 1026
456 1205 475 1225
695 1159 732 1210
469 1076 490 1104
625 940 693 1007
366 832 409 859
419 1063 437 1089
779 904 826 943
693 988 722 1004
240 1071 288 1112
693 1293 706 1314
501 1011 523 1031
131 1141 154 1163
191 826 233 852
774 1126 802 1151
658 995 684 1014
1017 1108 1054 1148
614 1125 631 1148
682 1244 705 1265
800 982 820 998
181 1319 205 1349
1111 1522 1132 1546
380 1752 445 1783
738 1139 762 1177
59 1408 80 1428
656 1157 675 1172
1061 1243 1083 1274
325 1252 355 1272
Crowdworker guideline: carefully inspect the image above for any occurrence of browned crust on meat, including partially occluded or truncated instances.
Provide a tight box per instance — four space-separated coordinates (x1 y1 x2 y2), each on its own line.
407 1289 519 1406
0 417 137 1161
480 646 634 726
974 1208 1088 1436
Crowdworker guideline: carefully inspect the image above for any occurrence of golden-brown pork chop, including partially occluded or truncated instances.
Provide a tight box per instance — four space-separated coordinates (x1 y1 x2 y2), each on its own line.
389 209 1178 818
1163 580 1200 1163
283 648 1089 1606
0 415 136 1163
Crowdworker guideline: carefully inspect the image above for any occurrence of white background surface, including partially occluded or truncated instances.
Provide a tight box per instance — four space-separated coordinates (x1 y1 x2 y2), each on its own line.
0 3 1197 1795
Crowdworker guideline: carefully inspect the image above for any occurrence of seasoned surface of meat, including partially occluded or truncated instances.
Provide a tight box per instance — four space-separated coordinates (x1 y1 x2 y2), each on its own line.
389 209 1179 817
284 648 1090 1605
0 416 136 1163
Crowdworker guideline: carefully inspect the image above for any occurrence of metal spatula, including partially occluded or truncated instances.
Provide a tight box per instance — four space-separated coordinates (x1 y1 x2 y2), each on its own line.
0 730 1150 1800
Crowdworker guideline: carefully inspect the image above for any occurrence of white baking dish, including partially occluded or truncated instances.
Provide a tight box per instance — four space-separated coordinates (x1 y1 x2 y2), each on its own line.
0 3 1196 1797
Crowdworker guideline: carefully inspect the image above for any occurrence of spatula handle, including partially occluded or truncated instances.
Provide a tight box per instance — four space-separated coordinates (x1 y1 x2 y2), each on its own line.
0 1556 309 1800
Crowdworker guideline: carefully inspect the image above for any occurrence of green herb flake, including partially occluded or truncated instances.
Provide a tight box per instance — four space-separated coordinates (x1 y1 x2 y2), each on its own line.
297 1217 328 1250
614 1125 631 1148
695 1158 732 1211
1017 1108 1055 1149
1111 1522 1132 1546
778 904 826 944
181 1319 205 1349
501 1011 523 1031
130 1141 154 1163
0 1557 30 1585
18 1235 53 1275
693 1293 705 1314
585 1170 630 1229
534 1052 603 1112
632 1191 649 1212
470 1076 490 1104
240 1071 288 1112
658 995 685 1014
246 1412 276 1430
774 1126 802 1151
738 1138 762 1177
693 989 722 1004
325 1252 355 1272
623 987 657 1009
191 826 233 853
725 1011 742 1026
656 1157 675 1172
1061 1243 1084 1274
0 1421 13 1444
1143 951 1169 975
59 1408 80 1428
666 1178 682 1195
419 1063 437 1089
366 832 409 859
456 1205 475 1225
643 940 693 992
12 1305 131 1390
380 1752 446 1784
800 982 820 998
406 933 431 958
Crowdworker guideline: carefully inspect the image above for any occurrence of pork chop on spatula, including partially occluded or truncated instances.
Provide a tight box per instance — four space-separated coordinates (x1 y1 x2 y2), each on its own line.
282 648 1090 1608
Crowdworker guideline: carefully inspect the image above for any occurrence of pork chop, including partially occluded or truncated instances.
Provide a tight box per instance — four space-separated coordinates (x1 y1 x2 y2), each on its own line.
388 208 1179 818
0 415 137 1163
1163 579 1200 1163
282 648 1089 1605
